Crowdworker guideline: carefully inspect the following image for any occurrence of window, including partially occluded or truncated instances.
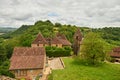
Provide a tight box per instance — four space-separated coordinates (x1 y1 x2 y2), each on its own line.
15 70 27 76
37 44 39 46
21 70 27 76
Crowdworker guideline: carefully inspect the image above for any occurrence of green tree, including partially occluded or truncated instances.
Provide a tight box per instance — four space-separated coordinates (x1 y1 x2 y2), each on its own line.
80 32 107 65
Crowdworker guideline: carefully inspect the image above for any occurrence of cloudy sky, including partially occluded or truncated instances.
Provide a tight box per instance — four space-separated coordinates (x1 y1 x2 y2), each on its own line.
0 0 120 28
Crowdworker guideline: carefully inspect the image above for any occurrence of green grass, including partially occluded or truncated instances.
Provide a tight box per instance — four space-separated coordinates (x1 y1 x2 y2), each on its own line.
48 57 120 80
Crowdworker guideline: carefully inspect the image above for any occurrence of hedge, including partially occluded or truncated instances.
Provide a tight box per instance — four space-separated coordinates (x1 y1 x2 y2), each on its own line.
46 50 71 57
45 46 72 57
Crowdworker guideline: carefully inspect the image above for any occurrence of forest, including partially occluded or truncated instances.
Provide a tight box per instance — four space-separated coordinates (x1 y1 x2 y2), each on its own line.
0 20 120 77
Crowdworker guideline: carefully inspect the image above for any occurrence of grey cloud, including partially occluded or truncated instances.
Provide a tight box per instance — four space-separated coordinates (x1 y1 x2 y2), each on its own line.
0 0 120 28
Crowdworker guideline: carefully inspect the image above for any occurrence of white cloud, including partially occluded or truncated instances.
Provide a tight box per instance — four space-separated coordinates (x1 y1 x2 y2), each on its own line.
0 0 120 28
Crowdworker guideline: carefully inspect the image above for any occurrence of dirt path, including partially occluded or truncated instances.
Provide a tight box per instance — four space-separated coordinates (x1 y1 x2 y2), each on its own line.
40 57 64 80
40 74 47 80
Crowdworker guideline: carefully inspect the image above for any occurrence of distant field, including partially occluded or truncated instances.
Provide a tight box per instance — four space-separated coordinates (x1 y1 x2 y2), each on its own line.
0 33 4 35
0 27 17 33
48 57 120 80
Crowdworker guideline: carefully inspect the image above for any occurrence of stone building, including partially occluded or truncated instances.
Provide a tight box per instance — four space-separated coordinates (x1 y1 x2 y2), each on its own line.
56 33 71 47
110 47 120 62
31 33 47 47
73 28 83 55
9 47 46 80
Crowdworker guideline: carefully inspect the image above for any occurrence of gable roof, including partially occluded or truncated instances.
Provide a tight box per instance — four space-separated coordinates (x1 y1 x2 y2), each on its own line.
56 32 67 40
51 37 62 44
74 28 82 41
9 47 45 70
45 37 62 44
32 33 47 44
56 33 71 46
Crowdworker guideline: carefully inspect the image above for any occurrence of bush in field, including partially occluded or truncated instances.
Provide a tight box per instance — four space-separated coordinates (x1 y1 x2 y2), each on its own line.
80 32 108 65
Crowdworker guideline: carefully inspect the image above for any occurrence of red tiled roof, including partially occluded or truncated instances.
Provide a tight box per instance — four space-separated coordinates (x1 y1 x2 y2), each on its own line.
9 47 45 70
32 33 47 44
58 39 71 46
110 47 120 58
110 52 120 58
74 28 82 41
45 37 62 44
56 33 67 40
51 37 61 44
56 33 71 46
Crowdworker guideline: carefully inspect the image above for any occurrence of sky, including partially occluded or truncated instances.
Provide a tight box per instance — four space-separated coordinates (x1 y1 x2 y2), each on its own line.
0 0 120 28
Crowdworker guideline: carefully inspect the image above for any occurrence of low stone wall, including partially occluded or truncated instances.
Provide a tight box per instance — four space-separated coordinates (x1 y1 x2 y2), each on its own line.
60 57 65 68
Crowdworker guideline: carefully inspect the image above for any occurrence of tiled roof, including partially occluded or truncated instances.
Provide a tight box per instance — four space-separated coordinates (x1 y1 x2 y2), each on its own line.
9 47 45 70
51 37 61 44
56 33 71 46
45 37 62 44
110 47 120 58
56 33 67 40
32 33 47 44
59 39 71 46
110 52 120 58
74 28 82 41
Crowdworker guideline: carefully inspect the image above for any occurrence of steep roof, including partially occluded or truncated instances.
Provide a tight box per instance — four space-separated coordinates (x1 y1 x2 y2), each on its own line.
51 37 61 44
56 33 67 40
9 47 45 70
45 37 61 44
74 28 82 41
32 33 47 44
56 33 71 46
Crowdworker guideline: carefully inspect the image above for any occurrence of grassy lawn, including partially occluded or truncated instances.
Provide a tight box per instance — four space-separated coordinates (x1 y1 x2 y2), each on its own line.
48 57 120 80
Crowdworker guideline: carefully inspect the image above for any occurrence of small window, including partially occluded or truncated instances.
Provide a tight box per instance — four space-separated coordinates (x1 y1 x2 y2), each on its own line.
37 44 39 46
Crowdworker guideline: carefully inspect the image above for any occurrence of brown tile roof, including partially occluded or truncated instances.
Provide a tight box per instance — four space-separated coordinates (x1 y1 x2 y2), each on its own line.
56 33 67 40
74 28 82 41
110 47 120 58
51 37 61 44
45 37 51 44
9 47 46 70
32 33 47 44
110 52 120 58
59 39 71 46
45 37 61 44
56 33 71 46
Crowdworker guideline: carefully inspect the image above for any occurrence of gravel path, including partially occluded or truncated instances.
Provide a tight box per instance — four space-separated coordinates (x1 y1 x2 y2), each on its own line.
49 58 64 70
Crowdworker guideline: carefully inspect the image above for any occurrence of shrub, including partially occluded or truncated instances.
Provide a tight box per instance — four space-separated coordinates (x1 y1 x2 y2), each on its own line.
0 69 15 78
45 46 72 57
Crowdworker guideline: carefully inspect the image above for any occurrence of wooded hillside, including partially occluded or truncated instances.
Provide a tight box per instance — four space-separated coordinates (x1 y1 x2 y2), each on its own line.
0 20 120 77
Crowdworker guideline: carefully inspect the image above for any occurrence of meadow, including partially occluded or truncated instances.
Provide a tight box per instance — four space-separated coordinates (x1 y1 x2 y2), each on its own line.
48 57 120 80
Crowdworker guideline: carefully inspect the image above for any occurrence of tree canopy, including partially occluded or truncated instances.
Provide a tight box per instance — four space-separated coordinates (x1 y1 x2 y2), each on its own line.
80 32 108 65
